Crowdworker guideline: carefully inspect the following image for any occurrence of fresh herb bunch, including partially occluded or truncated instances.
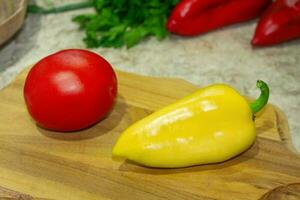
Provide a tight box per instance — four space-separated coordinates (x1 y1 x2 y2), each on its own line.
72 0 179 48
27 0 179 48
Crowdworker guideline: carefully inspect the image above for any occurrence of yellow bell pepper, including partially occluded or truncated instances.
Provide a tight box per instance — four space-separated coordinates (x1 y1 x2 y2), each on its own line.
113 80 269 168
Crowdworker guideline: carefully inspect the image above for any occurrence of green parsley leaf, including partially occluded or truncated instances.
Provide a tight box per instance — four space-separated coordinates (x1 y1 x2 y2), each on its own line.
72 0 179 48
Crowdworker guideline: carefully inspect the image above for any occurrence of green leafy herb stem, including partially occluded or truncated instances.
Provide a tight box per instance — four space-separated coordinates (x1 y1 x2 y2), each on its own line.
28 0 179 48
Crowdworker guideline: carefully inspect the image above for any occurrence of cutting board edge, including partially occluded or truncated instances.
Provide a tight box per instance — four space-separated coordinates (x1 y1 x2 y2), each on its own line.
274 105 299 155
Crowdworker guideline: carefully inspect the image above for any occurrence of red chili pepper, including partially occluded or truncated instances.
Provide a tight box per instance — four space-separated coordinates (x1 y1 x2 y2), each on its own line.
252 0 300 46
167 0 271 36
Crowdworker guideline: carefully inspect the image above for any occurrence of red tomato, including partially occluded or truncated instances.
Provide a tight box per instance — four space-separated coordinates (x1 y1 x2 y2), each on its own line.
24 49 117 132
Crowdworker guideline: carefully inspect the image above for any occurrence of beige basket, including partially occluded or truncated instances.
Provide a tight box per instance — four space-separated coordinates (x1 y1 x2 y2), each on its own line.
0 0 27 46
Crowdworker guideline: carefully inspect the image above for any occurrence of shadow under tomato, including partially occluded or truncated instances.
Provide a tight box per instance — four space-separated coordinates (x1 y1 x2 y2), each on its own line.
37 95 127 141
117 138 260 175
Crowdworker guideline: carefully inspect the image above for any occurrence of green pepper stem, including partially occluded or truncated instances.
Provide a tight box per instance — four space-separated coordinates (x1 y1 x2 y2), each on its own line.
27 1 94 14
250 80 270 114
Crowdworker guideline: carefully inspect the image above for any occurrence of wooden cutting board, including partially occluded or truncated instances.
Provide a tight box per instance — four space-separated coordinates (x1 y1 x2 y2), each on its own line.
0 68 299 200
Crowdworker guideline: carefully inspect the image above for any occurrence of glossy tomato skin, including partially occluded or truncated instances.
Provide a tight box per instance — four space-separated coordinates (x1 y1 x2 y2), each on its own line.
24 49 117 132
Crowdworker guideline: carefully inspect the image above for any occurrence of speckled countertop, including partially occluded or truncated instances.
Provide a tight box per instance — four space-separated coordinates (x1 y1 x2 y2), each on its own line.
0 1 299 151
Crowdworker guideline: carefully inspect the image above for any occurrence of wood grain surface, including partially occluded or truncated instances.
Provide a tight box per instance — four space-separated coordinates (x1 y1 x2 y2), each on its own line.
0 68 299 200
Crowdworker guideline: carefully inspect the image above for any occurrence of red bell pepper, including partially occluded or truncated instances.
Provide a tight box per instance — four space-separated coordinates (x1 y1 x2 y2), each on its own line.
252 0 300 46
167 0 271 36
